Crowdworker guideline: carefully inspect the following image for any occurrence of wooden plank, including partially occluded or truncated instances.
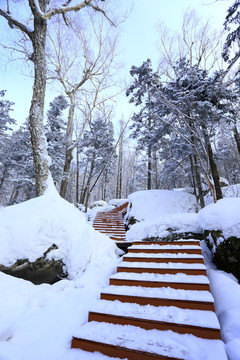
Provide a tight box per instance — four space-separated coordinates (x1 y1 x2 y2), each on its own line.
71 337 183 359
128 248 203 254
100 293 215 311
88 312 221 339
133 241 200 246
109 278 210 291
123 257 204 264
117 266 207 276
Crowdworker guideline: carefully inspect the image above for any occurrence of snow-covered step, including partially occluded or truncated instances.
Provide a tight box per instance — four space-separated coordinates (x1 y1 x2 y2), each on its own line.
133 240 200 246
110 278 210 291
123 256 204 264
128 246 202 255
111 271 209 284
124 252 203 258
100 293 215 311
71 321 227 360
90 299 219 329
117 265 207 276
101 285 213 302
88 312 221 339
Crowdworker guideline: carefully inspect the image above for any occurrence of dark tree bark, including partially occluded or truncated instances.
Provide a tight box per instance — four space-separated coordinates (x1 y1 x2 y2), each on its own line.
207 142 223 200
233 124 240 155
147 146 152 190
28 0 50 196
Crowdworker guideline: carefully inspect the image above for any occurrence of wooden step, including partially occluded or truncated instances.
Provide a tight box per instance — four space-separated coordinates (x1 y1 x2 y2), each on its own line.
133 241 200 246
100 293 215 311
109 278 210 291
117 266 207 276
71 337 183 360
88 312 221 339
128 248 202 254
123 257 204 264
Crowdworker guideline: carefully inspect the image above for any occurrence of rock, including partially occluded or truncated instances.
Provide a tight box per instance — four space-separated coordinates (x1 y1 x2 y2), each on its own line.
0 244 67 285
141 231 203 242
204 230 240 282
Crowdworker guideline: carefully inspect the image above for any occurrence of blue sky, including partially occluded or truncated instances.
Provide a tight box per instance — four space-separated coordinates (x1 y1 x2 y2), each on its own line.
0 0 231 127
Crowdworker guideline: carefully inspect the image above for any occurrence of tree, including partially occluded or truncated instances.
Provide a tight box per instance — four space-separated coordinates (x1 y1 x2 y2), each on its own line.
126 59 160 189
0 90 16 204
45 95 68 187
222 0 240 73
78 117 115 208
0 0 113 196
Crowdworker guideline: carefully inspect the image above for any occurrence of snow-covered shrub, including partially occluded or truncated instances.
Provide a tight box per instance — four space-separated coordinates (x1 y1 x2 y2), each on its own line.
89 200 108 209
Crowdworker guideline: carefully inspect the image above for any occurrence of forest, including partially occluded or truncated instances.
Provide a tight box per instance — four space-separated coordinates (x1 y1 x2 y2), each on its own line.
0 0 240 209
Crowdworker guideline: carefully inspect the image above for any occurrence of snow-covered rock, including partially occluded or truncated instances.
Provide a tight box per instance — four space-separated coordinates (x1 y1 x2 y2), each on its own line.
0 186 121 281
126 190 200 241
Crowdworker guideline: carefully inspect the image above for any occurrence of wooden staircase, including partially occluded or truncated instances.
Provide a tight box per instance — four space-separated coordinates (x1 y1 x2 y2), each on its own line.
71 206 227 359
92 202 129 242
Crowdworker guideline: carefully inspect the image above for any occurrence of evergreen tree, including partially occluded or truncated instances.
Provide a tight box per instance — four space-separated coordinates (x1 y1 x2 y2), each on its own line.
78 117 116 207
0 90 16 204
45 95 68 187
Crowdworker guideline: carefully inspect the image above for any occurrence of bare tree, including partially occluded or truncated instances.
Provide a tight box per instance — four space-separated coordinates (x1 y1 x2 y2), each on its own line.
0 0 113 196
46 11 118 198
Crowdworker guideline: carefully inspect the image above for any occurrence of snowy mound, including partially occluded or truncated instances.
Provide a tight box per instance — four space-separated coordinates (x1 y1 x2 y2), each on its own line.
0 187 120 280
126 190 200 241
199 198 240 239
128 190 198 222
108 198 129 207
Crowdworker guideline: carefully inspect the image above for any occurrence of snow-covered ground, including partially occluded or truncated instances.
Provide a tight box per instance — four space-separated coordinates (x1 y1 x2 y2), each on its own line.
0 187 240 359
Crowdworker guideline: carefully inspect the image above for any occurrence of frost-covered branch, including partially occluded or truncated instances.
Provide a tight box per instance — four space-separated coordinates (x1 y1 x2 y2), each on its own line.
0 8 33 39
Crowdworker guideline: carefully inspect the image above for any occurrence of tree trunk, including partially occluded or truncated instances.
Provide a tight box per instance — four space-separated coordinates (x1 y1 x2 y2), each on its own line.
207 142 223 200
82 159 95 208
60 92 76 198
147 146 152 190
29 0 51 196
76 150 80 203
189 155 197 197
233 124 240 155
193 154 205 208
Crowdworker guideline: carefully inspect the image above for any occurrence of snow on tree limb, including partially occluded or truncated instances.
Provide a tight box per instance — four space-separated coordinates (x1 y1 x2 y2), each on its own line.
0 8 33 39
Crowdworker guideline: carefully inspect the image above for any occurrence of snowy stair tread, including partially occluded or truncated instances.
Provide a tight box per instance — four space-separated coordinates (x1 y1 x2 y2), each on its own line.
72 237 225 358
72 322 226 360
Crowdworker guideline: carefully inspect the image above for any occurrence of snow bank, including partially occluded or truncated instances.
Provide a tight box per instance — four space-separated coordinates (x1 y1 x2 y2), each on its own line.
108 198 129 207
0 186 121 279
126 190 200 241
201 241 240 360
128 190 198 221
199 198 240 239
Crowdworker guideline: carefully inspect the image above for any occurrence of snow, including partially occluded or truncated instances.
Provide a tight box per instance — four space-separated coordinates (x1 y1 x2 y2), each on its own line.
0 188 122 360
119 261 206 269
201 241 240 360
128 190 198 221
110 271 210 284
102 284 214 302
199 197 240 239
126 190 201 241
0 186 121 279
74 321 227 360
90 299 220 328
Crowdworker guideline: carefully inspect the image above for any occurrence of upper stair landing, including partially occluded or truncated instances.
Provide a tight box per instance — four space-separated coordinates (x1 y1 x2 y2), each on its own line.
93 202 129 242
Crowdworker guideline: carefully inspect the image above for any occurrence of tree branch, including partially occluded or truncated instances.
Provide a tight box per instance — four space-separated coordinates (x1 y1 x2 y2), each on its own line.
0 8 33 40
